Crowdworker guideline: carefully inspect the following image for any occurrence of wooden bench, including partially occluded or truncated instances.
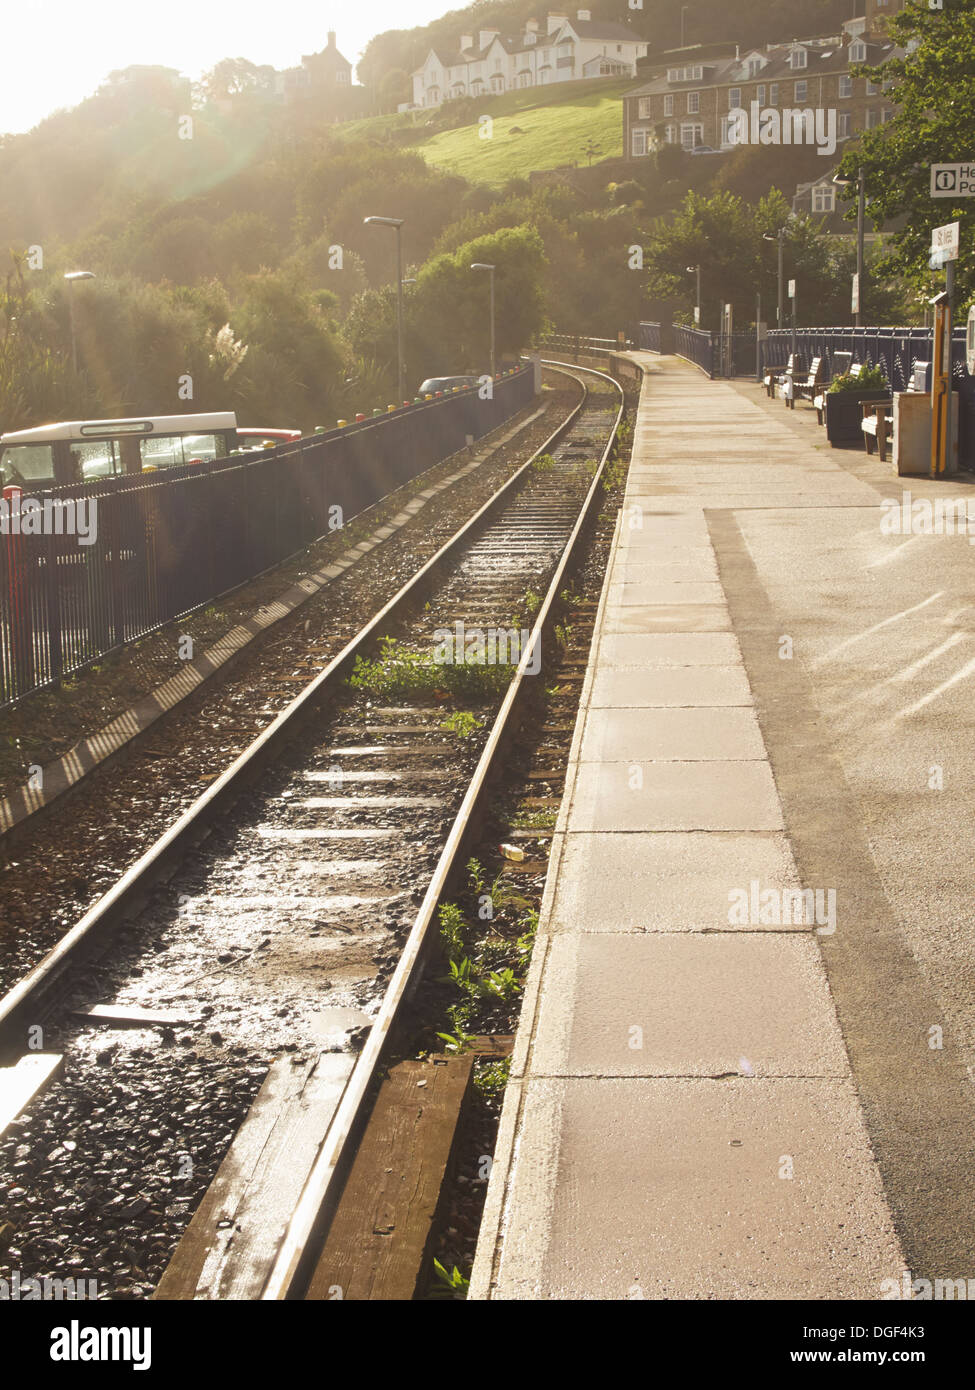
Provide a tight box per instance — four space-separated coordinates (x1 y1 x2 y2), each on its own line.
861 399 894 461
816 361 862 425
788 356 826 409
764 353 807 400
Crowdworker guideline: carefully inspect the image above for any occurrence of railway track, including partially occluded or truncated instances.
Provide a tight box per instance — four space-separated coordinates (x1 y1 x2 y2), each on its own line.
0 362 626 1299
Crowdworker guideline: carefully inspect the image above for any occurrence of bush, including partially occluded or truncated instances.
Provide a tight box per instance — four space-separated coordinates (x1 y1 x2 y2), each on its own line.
828 364 887 393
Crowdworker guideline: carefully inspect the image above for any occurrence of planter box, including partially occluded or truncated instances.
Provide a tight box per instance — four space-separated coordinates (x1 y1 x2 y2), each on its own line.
824 389 891 447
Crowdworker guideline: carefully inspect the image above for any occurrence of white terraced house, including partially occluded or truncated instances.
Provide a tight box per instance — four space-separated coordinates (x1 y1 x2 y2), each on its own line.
411 10 649 108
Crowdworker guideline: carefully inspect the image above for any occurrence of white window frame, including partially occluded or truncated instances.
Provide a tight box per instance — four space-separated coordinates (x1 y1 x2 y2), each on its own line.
680 122 703 149
838 75 852 99
687 91 699 113
631 127 648 157
794 80 808 103
769 83 779 106
728 87 741 109
812 185 835 213
664 94 674 115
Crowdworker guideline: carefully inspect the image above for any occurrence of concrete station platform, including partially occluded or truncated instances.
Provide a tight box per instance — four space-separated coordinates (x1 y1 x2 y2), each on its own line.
471 354 975 1299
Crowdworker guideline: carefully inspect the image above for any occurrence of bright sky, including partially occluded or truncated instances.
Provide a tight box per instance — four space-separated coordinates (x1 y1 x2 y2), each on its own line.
2 0 451 135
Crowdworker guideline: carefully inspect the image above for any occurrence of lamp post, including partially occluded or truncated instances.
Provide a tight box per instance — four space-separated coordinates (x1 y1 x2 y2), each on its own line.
762 230 785 327
364 216 405 403
681 5 689 47
686 264 700 326
470 262 496 380
833 167 865 327
64 270 95 375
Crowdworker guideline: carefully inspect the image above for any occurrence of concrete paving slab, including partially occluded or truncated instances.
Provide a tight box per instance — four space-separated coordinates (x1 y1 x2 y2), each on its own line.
547 831 804 933
610 552 718 579
485 1077 903 1299
526 933 850 1078
578 706 766 762
608 581 726 605
569 759 784 832
601 603 732 634
597 633 743 667
588 666 753 707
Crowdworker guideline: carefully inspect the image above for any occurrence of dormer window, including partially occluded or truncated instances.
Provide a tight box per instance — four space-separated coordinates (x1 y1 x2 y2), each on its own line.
849 40 866 63
667 65 704 83
747 57 762 77
789 48 807 70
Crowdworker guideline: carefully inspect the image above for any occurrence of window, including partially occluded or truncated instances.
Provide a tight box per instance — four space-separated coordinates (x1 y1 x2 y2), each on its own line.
70 440 121 480
790 48 807 69
882 107 893 124
812 185 835 213
769 83 779 105
729 87 741 109
638 96 652 118
667 65 703 82
839 75 852 98
680 122 703 149
631 128 648 157
795 80 807 102
849 40 866 63
664 94 674 115
140 434 225 470
664 124 675 144
0 444 55 484
865 107 880 128
756 85 765 106
838 112 851 138
747 57 762 76
687 90 699 113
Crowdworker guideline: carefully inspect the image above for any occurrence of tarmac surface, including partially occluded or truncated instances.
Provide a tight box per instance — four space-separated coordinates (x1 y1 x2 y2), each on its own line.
470 353 975 1299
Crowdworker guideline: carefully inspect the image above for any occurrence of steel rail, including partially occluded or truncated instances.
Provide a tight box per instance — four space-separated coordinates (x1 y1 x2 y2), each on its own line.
263 361 625 1299
0 367 593 1059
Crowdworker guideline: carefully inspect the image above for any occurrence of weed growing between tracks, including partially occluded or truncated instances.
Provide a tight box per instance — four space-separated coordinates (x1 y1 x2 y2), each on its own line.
348 636 511 701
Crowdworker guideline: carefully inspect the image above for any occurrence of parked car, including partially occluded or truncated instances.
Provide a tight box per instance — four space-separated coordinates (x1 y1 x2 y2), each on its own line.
688 145 720 156
417 376 479 396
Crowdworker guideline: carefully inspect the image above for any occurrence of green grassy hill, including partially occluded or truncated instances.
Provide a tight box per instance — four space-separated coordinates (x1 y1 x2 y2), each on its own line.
409 79 632 188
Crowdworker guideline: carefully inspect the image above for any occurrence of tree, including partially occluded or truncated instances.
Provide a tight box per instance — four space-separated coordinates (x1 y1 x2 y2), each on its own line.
835 0 975 307
200 58 274 104
643 188 880 331
412 226 547 373
378 69 412 113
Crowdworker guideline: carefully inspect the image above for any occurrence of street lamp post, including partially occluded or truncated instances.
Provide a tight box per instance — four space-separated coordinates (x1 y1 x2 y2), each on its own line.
686 265 700 326
762 230 785 327
470 262 496 380
364 216 406 402
833 168 865 327
64 270 95 374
